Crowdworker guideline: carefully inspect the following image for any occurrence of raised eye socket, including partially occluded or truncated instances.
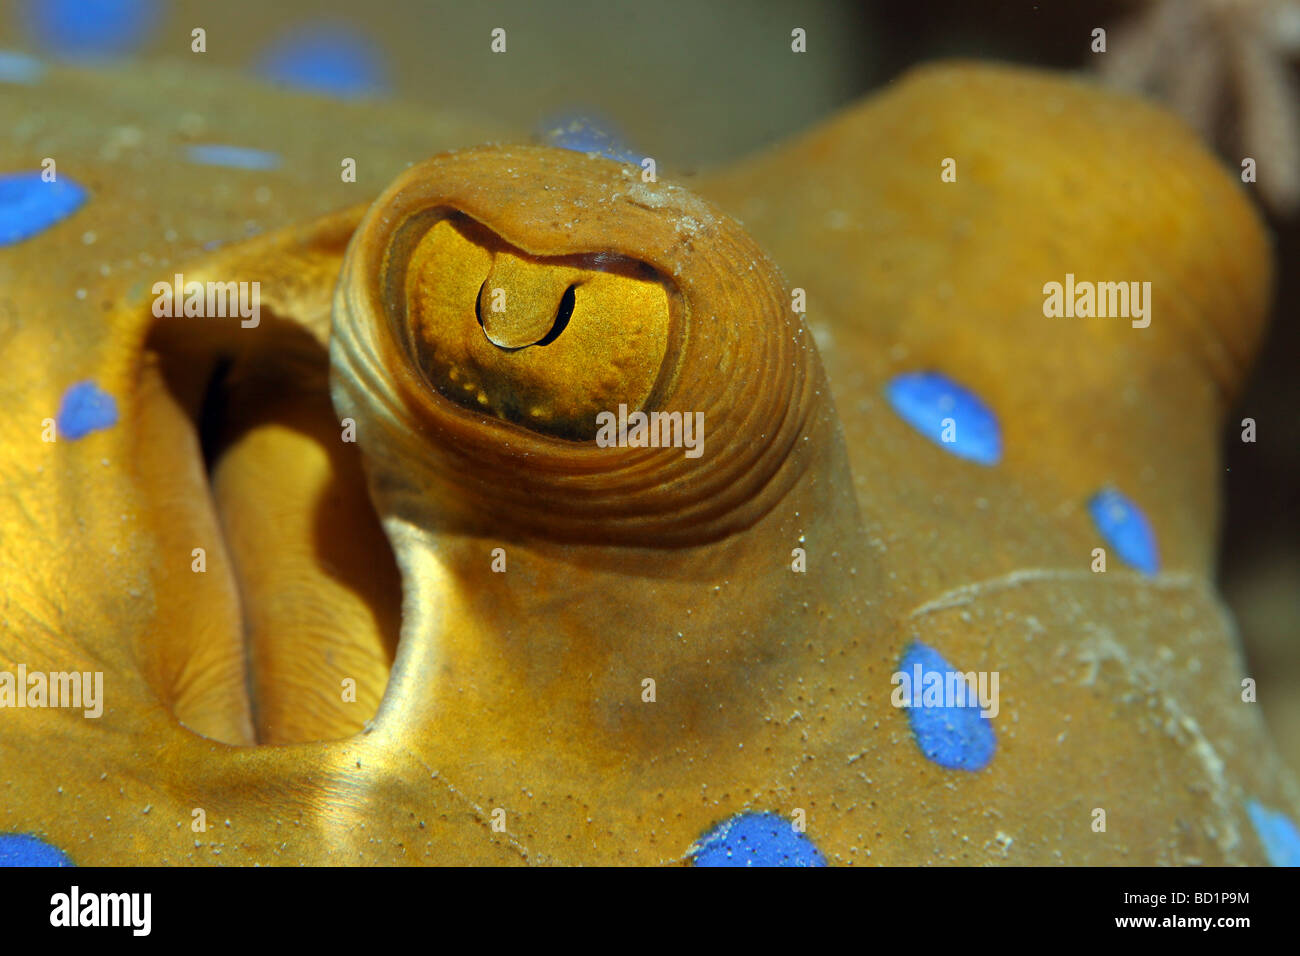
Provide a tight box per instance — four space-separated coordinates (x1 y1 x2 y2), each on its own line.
402 213 677 441
475 281 576 350
331 145 820 548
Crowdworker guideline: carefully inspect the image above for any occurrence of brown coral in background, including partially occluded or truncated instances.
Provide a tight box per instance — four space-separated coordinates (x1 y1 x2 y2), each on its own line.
1098 0 1300 216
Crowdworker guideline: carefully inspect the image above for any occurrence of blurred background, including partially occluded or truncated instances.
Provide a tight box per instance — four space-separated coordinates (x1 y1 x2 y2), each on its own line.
1 0 1295 769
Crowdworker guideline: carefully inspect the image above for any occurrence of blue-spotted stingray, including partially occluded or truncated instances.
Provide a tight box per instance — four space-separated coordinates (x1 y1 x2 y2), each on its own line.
0 56 1297 866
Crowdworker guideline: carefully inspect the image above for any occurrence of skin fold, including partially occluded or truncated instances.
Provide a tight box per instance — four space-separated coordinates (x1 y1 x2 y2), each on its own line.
0 59 1295 864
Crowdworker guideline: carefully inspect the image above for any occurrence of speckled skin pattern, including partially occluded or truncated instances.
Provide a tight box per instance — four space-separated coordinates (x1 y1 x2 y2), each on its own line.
0 58 1296 865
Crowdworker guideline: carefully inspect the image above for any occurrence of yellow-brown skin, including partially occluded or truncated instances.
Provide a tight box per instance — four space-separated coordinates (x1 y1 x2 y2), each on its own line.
406 215 673 438
0 60 1295 864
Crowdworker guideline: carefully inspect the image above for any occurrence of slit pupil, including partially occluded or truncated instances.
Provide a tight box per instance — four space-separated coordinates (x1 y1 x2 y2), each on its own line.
536 284 576 347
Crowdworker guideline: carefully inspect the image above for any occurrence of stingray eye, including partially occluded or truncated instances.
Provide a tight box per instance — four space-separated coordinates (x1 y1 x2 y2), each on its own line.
402 214 673 441
333 145 818 546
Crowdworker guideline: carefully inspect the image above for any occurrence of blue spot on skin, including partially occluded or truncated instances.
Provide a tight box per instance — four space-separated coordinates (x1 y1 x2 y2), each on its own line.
57 381 118 439
1088 487 1160 576
257 25 387 99
0 834 73 867
0 172 88 246
692 811 826 867
0 50 45 84
1247 800 1300 867
539 112 643 164
885 371 1002 465
20 0 157 61
186 145 282 171
898 642 997 771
